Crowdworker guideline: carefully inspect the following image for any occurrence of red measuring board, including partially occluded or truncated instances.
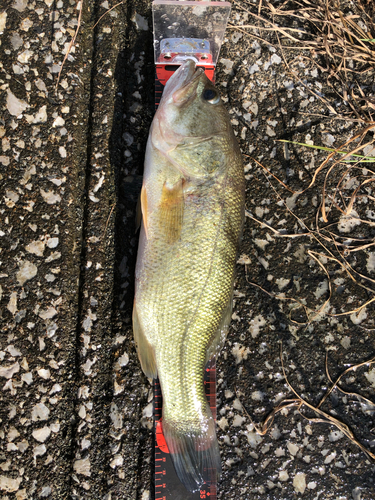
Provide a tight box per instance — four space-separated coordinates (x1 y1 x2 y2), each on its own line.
153 60 218 499
154 359 217 500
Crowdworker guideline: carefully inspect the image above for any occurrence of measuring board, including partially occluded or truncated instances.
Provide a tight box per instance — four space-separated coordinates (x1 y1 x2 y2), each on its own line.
154 359 217 500
153 60 218 500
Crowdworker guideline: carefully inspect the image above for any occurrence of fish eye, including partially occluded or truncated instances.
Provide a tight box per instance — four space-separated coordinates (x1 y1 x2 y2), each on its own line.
202 88 220 104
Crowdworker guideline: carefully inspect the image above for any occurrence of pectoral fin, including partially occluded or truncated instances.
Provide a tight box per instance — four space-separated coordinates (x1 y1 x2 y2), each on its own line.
158 179 184 244
140 184 149 238
132 302 157 379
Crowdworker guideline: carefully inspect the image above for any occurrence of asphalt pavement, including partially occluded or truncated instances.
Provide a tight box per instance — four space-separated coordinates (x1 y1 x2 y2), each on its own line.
1 1 374 499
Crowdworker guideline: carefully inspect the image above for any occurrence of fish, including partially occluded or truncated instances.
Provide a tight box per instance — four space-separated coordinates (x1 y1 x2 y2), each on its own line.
133 60 245 492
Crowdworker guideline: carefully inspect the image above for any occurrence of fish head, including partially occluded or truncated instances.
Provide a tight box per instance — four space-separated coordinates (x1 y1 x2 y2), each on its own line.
152 61 234 178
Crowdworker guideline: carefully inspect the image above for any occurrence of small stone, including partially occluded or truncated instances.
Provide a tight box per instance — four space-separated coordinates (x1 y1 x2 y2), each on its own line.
50 422 60 433
6 89 28 117
338 210 361 234
340 336 351 349
0 362 20 379
110 455 123 468
245 428 263 448
49 384 61 394
287 441 299 456
0 12 7 34
110 403 122 429
12 0 28 12
21 372 33 385
142 402 153 419
6 345 22 356
217 416 229 431
17 440 29 453
17 49 33 63
20 17 33 31
52 116 65 127
7 292 18 315
78 405 86 419
5 190 19 205
45 252 61 263
251 391 264 401
40 189 61 205
35 79 47 92
31 402 50 421
279 470 289 481
73 457 91 477
322 133 335 147
46 237 59 248
33 105 48 123
37 368 51 379
115 352 129 369
81 438 91 450
232 415 246 427
0 475 22 492
32 426 51 443
0 156 10 166
8 427 20 441
132 12 148 31
352 487 362 500
39 486 52 497
25 240 45 257
34 444 47 457
39 307 57 319
15 488 28 499
46 322 58 337
365 367 375 388
293 473 306 494
350 308 367 325
17 260 38 286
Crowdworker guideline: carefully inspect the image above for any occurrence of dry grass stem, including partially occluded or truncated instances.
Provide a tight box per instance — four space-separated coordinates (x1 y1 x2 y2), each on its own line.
56 0 83 90
233 0 375 121
244 346 375 460
247 160 375 322
93 1 125 29
278 345 375 460
320 352 375 410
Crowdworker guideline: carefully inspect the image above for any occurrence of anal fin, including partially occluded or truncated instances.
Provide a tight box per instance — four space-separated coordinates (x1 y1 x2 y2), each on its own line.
132 302 157 379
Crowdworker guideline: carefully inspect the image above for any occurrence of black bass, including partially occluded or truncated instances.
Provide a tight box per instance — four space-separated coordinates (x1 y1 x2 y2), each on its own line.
133 60 245 492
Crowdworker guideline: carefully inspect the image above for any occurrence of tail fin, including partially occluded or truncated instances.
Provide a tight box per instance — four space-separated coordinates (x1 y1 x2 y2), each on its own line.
162 405 221 493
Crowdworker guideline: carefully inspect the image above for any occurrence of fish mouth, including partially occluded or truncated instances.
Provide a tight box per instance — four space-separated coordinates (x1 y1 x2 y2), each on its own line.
162 60 204 106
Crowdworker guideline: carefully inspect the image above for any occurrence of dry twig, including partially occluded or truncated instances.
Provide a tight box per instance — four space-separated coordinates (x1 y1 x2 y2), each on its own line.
245 345 375 460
